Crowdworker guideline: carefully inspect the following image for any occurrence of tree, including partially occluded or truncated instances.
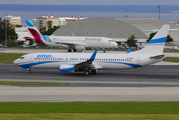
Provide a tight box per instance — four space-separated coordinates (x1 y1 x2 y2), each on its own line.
39 26 46 35
126 34 137 47
40 26 60 35
167 35 173 42
147 32 173 43
1 39 17 47
45 26 60 35
0 27 17 43
46 20 53 30
0 19 11 28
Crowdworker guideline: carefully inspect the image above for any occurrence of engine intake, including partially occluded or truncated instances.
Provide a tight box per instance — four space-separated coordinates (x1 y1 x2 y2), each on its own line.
75 45 85 51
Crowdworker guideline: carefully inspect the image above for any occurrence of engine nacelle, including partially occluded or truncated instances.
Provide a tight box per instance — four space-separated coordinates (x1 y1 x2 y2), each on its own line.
75 45 85 51
59 64 75 72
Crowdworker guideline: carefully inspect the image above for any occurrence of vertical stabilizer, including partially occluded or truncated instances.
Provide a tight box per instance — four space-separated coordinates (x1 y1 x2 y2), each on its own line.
132 25 170 55
26 20 46 45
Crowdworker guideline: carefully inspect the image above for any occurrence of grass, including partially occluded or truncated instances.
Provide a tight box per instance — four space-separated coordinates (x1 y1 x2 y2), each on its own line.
0 53 25 64
0 102 179 119
164 57 179 62
0 81 69 85
0 113 179 120
0 102 179 114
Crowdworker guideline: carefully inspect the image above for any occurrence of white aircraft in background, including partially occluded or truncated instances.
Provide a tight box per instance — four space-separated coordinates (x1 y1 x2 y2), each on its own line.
14 25 170 76
24 20 118 52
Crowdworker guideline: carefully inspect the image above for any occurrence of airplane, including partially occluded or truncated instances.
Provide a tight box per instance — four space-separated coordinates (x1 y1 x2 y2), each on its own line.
14 25 170 76
23 20 118 52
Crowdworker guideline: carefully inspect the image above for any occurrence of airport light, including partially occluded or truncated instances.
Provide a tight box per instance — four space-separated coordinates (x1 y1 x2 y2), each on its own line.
158 5 161 19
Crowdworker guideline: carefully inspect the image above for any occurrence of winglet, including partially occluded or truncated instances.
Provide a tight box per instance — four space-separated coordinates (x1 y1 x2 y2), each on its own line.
89 49 98 61
127 48 132 54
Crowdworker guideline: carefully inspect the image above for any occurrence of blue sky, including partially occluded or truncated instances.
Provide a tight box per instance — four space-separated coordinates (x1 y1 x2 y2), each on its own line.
0 0 179 5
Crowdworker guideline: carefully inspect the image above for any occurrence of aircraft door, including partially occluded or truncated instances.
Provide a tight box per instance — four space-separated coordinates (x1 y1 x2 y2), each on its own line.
136 56 140 65
29 55 33 63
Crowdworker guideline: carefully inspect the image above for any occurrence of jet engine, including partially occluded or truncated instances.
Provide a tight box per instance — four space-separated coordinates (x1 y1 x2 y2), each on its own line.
75 45 85 51
59 64 75 72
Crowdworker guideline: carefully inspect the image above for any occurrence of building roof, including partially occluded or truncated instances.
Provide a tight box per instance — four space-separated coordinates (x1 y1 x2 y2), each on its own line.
53 17 179 45
53 17 148 39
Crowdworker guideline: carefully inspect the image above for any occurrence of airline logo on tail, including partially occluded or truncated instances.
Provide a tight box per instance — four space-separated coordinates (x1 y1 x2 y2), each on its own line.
26 20 48 45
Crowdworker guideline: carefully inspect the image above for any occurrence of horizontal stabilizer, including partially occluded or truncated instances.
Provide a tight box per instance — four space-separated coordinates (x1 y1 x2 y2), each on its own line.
150 55 164 59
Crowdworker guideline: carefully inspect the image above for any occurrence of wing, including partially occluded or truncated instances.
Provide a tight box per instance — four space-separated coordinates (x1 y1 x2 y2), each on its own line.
75 49 101 70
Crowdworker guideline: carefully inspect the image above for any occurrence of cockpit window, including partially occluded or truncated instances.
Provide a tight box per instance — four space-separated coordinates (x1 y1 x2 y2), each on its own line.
108 40 115 42
20 56 25 59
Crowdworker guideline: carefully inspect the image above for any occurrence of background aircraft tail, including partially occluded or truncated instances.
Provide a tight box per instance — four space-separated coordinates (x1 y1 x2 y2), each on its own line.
132 25 170 55
26 20 47 45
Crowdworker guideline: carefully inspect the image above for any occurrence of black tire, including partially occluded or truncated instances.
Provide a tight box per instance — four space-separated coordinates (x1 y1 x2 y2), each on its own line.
27 70 31 74
91 70 96 75
68 49 72 52
85 71 90 76
73 49 77 52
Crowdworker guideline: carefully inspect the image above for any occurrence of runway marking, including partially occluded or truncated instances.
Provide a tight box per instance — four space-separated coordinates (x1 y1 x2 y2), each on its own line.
5 51 12 53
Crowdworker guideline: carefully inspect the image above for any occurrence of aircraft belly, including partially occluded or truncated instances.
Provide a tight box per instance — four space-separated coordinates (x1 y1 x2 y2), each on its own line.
97 62 132 70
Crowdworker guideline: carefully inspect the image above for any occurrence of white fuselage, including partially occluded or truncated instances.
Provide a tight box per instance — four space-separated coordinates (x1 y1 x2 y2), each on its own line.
14 52 162 70
42 36 118 48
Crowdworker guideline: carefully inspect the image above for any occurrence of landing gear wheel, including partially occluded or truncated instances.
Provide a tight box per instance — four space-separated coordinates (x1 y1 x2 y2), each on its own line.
68 49 72 52
73 49 77 52
27 70 31 74
85 71 90 76
91 70 96 75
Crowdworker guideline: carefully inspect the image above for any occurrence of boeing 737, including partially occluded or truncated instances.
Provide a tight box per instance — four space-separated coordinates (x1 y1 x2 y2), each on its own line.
14 25 170 75
23 20 118 52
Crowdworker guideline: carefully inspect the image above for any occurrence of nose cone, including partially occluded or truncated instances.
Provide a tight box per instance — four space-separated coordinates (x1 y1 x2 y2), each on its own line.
13 59 19 65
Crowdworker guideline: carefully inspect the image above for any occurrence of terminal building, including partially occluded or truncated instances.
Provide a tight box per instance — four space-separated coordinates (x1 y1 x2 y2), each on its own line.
53 17 179 47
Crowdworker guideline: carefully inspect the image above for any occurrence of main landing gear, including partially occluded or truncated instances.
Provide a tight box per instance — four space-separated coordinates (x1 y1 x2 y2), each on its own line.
27 68 31 74
84 70 96 76
68 49 72 52
68 49 77 52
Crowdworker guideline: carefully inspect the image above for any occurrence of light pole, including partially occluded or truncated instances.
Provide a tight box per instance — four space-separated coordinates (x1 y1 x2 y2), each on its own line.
5 23 7 47
158 5 161 19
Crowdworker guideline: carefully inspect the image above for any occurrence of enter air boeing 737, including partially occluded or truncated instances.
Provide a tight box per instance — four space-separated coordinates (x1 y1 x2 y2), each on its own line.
24 20 118 52
14 25 170 75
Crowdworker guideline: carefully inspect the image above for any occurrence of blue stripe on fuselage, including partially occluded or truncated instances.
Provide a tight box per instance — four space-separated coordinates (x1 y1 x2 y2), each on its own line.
19 61 60 68
19 61 142 69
